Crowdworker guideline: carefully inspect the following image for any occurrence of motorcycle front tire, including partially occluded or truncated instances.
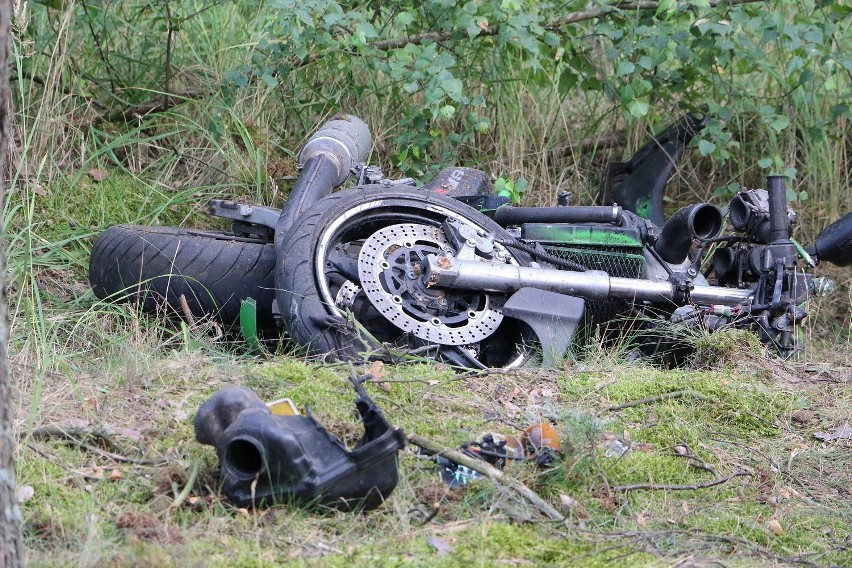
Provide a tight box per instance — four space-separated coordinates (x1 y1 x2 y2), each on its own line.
276 185 534 368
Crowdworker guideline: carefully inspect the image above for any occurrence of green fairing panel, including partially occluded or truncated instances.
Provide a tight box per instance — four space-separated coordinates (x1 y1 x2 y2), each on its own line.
520 223 644 248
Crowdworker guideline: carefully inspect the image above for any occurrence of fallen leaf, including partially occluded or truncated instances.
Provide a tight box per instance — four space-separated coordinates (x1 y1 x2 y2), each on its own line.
367 360 386 381
427 536 454 556
88 168 108 182
791 409 815 425
33 185 48 196
17 485 34 503
367 361 391 391
173 410 189 422
109 469 123 481
673 444 689 455
814 422 852 441
635 513 647 528
559 494 578 510
767 519 784 536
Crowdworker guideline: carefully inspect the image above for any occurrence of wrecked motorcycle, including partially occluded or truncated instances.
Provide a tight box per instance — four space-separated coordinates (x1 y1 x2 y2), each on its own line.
89 114 852 368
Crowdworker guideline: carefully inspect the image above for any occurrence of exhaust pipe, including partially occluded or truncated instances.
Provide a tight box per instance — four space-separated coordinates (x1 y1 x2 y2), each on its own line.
275 115 372 241
654 203 723 264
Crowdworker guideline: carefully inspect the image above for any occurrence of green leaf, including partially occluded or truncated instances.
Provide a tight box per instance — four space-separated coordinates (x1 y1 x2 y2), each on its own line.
626 99 649 118
698 139 717 156
441 78 464 101
655 0 676 18
616 61 636 76
768 115 790 132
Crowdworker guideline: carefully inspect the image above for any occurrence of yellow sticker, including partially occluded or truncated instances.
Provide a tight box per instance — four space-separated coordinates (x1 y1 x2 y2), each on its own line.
267 398 299 416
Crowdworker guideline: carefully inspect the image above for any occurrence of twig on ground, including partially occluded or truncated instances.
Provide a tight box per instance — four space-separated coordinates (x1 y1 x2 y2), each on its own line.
96 89 211 124
171 460 200 508
178 294 197 330
614 471 751 493
26 424 162 465
29 424 122 448
669 443 717 475
407 433 565 522
605 390 709 411
599 529 821 567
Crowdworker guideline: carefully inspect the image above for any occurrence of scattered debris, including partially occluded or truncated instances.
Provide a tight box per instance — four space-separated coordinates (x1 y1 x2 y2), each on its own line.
407 433 565 522
437 459 483 489
521 423 562 466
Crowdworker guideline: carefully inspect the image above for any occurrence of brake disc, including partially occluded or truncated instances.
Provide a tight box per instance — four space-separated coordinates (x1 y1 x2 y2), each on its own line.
357 223 503 345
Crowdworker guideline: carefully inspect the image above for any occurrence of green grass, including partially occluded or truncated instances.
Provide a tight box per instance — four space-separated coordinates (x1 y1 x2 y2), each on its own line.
12 352 852 566
5 0 851 565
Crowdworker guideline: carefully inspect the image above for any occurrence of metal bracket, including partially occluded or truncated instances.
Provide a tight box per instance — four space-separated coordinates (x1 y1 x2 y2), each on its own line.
208 199 281 229
208 199 281 240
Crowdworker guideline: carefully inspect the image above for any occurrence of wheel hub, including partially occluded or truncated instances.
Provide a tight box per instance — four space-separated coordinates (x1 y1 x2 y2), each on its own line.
358 223 503 345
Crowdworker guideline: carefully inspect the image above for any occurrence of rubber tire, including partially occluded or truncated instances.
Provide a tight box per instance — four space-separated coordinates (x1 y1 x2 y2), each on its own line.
276 185 531 366
89 224 278 332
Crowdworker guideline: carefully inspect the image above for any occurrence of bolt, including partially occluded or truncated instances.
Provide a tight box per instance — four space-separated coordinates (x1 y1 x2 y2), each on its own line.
687 268 698 277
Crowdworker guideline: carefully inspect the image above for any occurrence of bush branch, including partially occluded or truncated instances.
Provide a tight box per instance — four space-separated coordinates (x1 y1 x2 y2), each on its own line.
367 0 767 53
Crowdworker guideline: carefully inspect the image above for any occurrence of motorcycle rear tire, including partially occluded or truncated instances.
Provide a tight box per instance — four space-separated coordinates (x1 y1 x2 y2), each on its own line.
89 224 278 333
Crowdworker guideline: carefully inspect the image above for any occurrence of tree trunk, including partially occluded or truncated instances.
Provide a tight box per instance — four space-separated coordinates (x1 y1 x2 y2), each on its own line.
0 0 23 565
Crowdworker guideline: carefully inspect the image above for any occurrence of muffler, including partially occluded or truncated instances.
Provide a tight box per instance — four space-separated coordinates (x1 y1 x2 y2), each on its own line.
276 115 372 240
